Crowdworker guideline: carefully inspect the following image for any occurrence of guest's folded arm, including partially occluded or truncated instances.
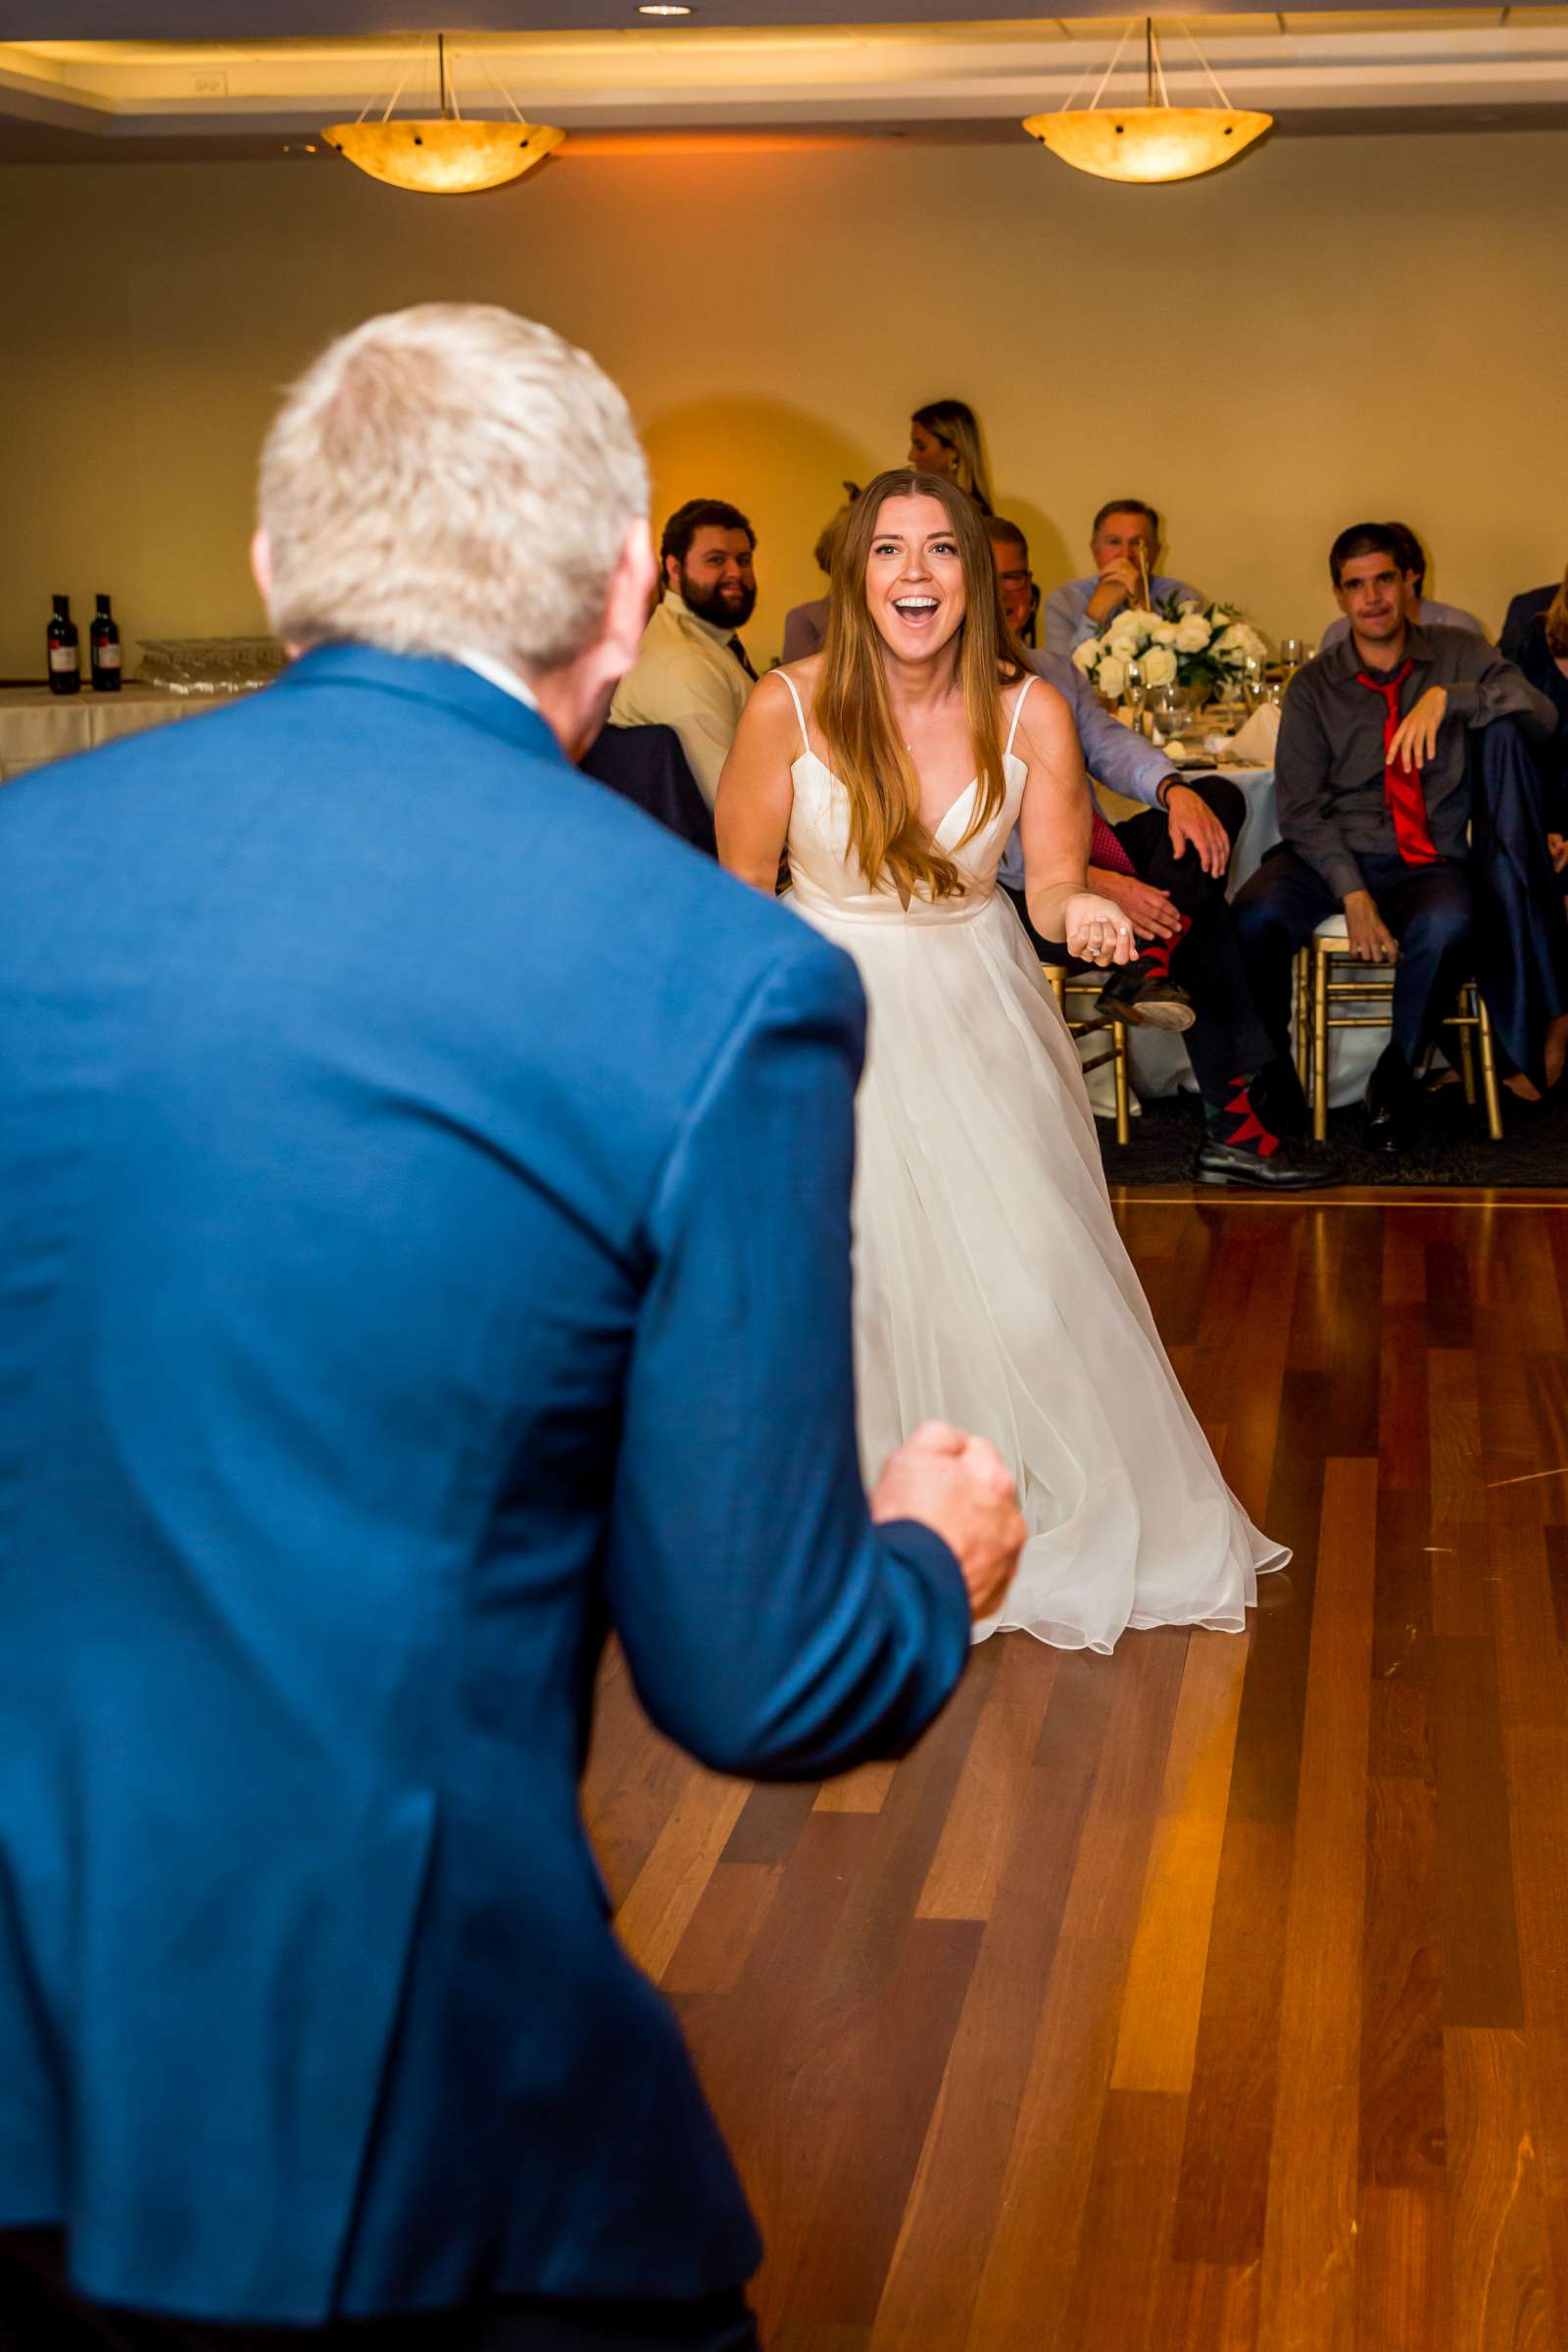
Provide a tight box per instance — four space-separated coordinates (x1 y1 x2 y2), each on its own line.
604 945 971 1782
1445 652 1558 742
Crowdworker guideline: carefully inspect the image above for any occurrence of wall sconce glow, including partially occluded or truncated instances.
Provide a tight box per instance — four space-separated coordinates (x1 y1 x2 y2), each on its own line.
325 35 564 195
1023 20 1271 185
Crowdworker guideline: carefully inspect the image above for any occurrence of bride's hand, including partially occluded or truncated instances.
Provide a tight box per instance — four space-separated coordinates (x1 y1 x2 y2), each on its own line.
1065 893 1137 967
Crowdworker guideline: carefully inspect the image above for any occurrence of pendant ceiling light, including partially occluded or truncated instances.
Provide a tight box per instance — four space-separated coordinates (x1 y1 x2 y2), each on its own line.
1023 19 1271 186
325 35 564 195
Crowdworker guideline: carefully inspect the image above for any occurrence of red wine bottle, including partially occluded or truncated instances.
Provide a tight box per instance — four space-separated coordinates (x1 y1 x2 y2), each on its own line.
90 593 122 692
47 594 80 696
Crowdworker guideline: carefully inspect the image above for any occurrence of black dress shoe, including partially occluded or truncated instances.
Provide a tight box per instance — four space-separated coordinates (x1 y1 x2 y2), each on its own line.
1195 1137 1340 1189
1095 962 1196 1032
1362 1043 1421 1154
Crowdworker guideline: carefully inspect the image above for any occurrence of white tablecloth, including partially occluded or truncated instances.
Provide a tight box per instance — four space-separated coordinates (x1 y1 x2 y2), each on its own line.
0 685 204 783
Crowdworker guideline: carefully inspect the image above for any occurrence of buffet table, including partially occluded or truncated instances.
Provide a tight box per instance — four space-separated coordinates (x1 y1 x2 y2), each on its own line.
0 685 206 783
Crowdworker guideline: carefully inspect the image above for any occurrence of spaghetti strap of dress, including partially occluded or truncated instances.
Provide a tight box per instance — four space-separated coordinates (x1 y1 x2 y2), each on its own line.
775 667 811 757
1004 673 1035 759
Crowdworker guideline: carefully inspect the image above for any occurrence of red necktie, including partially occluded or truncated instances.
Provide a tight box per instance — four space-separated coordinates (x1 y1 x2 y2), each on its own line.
1356 658 1437 865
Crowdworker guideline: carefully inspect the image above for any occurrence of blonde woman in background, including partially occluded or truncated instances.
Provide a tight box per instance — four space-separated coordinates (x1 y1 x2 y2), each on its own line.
781 482 861 663
907 399 995 515
716 466 1287 1654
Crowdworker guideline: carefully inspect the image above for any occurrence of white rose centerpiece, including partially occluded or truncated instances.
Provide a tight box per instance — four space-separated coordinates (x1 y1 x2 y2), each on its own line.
1071 592 1272 705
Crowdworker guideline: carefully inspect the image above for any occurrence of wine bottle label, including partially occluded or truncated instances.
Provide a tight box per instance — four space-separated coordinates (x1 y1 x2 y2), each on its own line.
49 646 80 672
95 644 122 669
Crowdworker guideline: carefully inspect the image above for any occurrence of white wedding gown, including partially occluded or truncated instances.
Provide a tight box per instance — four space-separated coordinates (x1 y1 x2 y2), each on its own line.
776 669 1287 1652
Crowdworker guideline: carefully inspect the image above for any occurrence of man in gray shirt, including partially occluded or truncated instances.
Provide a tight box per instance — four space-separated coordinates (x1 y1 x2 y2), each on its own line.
1232 520 1555 1150
1318 519 1488 655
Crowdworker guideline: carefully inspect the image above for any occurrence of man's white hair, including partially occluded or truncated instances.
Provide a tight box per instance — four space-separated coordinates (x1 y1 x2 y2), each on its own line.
258 303 649 675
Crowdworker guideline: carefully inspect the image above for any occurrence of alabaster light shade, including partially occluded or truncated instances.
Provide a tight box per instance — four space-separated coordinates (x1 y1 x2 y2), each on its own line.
1024 104 1271 185
324 118 564 195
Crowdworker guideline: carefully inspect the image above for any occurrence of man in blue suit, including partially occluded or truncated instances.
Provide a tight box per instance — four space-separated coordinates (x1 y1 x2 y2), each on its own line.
0 306 1026 2350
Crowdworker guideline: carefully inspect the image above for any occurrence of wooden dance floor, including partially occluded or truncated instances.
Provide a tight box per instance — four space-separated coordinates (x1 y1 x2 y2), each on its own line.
582 1192 1568 2350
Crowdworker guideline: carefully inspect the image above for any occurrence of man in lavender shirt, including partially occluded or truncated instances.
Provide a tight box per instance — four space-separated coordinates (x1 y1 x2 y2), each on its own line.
991 521 1330 1189
1041 498 1204 659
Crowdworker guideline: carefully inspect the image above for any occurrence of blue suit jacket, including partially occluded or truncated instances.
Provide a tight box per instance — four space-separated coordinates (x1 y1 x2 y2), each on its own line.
0 645 968 2324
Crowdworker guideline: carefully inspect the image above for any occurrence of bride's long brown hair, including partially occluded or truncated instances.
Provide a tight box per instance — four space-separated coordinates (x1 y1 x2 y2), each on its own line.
815 467 1029 903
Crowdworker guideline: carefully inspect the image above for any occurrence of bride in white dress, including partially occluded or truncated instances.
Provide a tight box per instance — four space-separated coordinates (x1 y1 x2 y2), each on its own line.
715 468 1286 1652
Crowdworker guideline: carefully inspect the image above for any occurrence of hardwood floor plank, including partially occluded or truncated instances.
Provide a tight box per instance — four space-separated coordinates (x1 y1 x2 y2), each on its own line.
1112 1628 1250 2094
1432 1637 1524 2029
915 1633 1056 1922
1354 2185 1451 2352
813 1761 898 1815
1429 1345 1486 1527
869 1653 1117 2347
661 1860 783 1997
723 1780 822 1866
961 1633 1189 2347
1446 2027 1555 2350
1061 2089 1187 2350
1172 1374 1323 2265
612 1768 753 1983
1255 1455 1377 2352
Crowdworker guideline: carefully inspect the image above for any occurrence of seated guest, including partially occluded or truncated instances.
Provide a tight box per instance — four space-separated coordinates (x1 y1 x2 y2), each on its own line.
990 521 1329 1190
907 399 995 514
1042 500 1203 659
1501 568 1566 663
580 718 716 857
1233 521 1557 1151
782 483 860 664
611 498 759 806
1507 562 1568 874
1319 519 1487 652
987 514 1041 649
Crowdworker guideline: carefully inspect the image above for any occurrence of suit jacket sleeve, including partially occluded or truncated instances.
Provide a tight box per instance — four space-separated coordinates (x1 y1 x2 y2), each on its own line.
604 943 971 1780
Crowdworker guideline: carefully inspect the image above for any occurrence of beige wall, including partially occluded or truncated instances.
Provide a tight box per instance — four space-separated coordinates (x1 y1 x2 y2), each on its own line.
2 127 1566 680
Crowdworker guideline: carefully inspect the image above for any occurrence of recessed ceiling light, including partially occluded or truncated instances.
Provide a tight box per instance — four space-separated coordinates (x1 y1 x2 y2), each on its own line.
637 5 693 15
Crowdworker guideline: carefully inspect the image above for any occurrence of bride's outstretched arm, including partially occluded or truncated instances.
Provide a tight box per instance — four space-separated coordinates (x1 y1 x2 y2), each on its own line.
715 672 799 893
1013 681 1136 967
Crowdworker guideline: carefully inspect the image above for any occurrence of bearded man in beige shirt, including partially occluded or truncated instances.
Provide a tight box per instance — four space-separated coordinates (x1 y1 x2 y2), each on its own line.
610 498 760 807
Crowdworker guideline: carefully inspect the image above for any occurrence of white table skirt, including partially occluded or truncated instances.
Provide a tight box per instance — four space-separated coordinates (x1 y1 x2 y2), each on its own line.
0 685 205 783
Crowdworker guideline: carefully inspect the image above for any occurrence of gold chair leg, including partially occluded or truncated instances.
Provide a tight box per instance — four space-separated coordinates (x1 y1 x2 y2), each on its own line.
1044 961 1065 1009
1112 1017 1130 1147
1311 943 1330 1144
1456 993 1478 1107
1476 992 1504 1142
1294 947 1310 1095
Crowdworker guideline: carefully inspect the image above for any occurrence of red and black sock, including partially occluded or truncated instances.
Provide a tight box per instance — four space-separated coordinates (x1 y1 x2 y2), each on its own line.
1127 910 1191 984
1204 1072 1281 1158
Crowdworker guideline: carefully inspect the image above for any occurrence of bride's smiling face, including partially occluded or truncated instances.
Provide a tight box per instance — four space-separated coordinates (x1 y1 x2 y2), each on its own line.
863 495 967 662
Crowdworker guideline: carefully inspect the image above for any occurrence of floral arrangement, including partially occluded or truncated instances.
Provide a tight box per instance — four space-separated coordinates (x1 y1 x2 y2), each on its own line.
1070 593 1270 705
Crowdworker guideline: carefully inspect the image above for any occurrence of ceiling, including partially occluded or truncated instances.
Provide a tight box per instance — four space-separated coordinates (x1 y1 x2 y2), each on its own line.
4 0 1548 25
3 10 1567 162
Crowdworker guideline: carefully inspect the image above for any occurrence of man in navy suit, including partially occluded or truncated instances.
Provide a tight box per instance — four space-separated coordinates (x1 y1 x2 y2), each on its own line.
0 306 1026 2350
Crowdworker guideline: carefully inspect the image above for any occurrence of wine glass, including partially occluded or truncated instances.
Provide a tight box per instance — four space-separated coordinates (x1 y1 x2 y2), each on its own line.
1281 636 1305 671
1122 658 1147 726
1146 683 1192 747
